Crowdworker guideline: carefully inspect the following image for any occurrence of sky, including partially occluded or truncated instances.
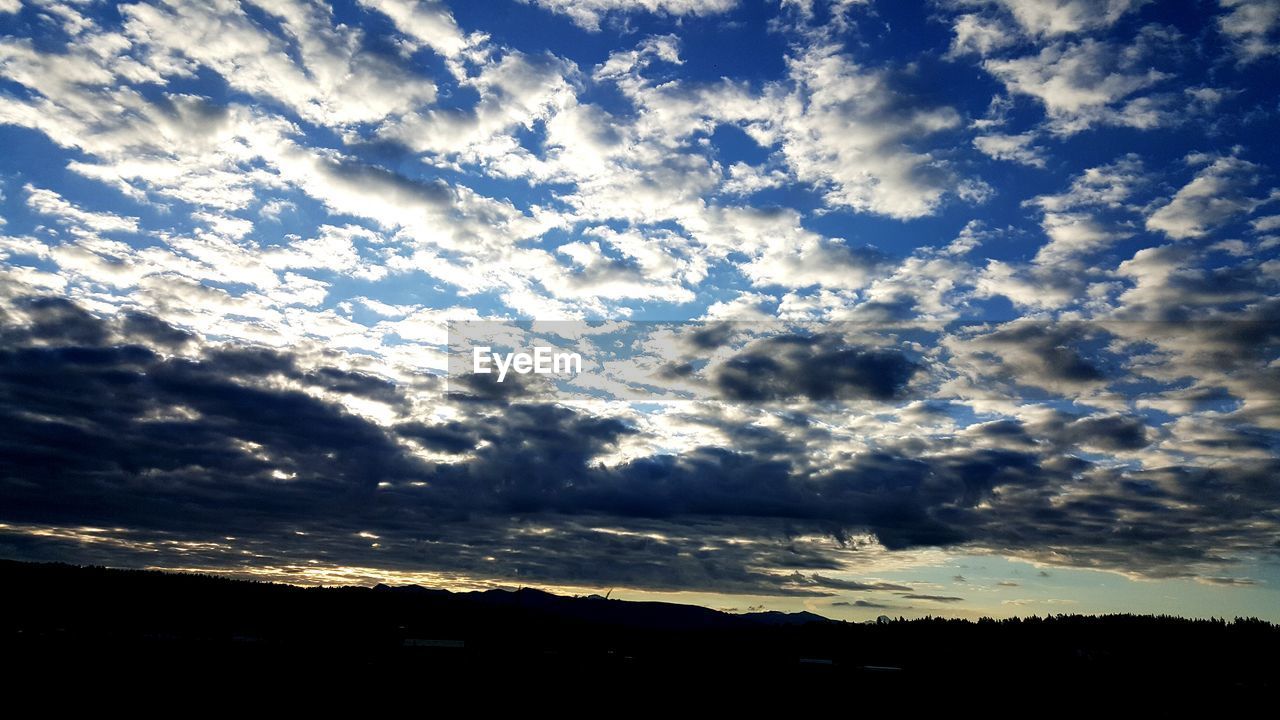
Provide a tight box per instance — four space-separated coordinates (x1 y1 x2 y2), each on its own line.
0 0 1278 621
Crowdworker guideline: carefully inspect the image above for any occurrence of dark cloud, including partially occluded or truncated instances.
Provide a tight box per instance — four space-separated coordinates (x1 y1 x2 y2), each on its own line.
395 420 478 454
713 333 919 402
119 311 197 350
1 297 1278 594
685 322 736 350
1061 414 1150 451
303 365 403 404
794 573 913 592
4 296 111 346
969 322 1109 384
1200 577 1257 586
831 599 896 608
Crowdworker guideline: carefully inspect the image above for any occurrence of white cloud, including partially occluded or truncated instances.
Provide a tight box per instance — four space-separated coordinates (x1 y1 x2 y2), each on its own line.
721 162 788 195
970 155 1146 294
274 271 330 306
848 251 977 322
120 0 438 127
1146 155 1264 239
262 225 390 282
948 13 1019 57
0 264 67 292
357 297 416 318
540 226 705 302
193 211 254 240
262 137 556 256
945 220 992 256
24 185 139 234
1115 245 1232 310
28 0 97 35
1033 212 1122 266
379 48 577 160
957 178 997 204
778 43 963 218
973 132 1046 168
945 0 1148 54
700 292 777 320
259 199 296 222
356 0 472 60
1026 155 1143 263
570 36 972 221
1028 153 1144 212
594 33 682 79
0 234 51 262
974 259 1082 308
1218 0 1280 63
989 0 1148 37
744 233 892 291
524 0 738 31
983 33 1172 134
1251 215 1280 233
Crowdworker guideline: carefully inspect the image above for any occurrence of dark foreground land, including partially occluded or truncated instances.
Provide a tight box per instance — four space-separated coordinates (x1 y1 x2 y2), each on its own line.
2 559 1276 696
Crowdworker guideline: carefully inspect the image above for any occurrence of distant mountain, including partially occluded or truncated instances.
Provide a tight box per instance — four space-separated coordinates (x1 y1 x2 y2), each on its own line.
740 610 834 626
373 580 833 630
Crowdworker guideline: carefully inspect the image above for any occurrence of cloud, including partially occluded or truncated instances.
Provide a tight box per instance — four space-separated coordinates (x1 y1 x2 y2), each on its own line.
546 226 706 303
120 0 440 128
1198 576 1258 586
806 574 914 592
1146 155 1265 240
973 132 1047 168
948 13 1020 57
942 320 1119 405
983 30 1174 134
356 0 472 60
744 235 895 291
945 1 1150 56
1024 154 1144 264
261 225 390 282
524 0 738 31
778 43 964 218
1029 153 1146 213
2 297 1279 587
378 48 577 160
1252 215 1280 234
1112 244 1277 314
1218 0 1280 63
583 38 970 223
986 0 1148 37
24 185 140 235
712 334 919 402
831 599 896 608
1061 414 1151 451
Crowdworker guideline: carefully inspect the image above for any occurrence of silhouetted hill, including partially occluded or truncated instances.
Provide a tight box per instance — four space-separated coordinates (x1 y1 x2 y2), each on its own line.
2 559 1276 696
742 610 835 626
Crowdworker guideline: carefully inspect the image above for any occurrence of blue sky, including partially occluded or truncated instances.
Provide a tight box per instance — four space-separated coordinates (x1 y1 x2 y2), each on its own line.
0 0 1278 620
